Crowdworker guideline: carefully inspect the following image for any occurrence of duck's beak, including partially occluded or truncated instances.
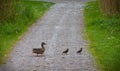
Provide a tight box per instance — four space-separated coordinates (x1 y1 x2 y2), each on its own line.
44 43 46 45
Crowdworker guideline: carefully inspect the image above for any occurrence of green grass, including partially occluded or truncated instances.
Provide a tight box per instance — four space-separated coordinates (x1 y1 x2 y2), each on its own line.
0 1 54 64
84 1 120 71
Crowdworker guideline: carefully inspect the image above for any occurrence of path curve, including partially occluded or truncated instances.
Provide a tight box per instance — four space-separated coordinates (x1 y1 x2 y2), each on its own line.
0 0 97 71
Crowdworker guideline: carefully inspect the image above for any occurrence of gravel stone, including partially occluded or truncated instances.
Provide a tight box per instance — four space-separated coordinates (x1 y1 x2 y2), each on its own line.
0 0 97 71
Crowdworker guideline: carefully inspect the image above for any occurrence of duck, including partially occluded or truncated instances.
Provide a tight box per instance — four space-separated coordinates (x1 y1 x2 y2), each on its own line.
62 48 69 55
32 42 46 56
77 48 82 54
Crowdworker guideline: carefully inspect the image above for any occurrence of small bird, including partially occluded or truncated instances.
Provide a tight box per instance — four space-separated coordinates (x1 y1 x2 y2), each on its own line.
62 49 69 55
32 42 46 56
77 48 83 54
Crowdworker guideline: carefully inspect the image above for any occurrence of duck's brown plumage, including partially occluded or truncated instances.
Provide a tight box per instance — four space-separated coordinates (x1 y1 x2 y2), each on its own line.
32 42 46 56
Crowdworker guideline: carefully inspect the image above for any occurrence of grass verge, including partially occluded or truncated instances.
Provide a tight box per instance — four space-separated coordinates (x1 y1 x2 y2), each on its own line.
0 1 54 64
84 1 120 71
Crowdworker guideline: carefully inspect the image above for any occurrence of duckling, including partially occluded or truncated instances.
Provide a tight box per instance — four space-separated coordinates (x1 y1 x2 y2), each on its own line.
32 42 46 56
62 49 69 55
77 48 82 54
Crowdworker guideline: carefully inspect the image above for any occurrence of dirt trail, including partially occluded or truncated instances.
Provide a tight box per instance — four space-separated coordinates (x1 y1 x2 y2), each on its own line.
0 0 97 71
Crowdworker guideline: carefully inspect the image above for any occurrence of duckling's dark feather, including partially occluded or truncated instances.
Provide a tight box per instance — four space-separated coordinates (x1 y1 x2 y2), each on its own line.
77 48 82 54
62 49 69 54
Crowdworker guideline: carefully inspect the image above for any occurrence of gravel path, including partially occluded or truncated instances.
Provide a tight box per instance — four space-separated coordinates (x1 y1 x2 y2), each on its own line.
0 0 97 71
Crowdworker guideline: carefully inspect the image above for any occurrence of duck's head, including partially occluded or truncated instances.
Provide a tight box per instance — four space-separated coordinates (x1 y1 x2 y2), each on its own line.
67 48 69 51
41 42 46 45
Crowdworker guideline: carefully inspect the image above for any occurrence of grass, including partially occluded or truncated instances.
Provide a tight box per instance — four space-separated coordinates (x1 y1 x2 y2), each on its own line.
84 1 120 71
0 1 54 64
